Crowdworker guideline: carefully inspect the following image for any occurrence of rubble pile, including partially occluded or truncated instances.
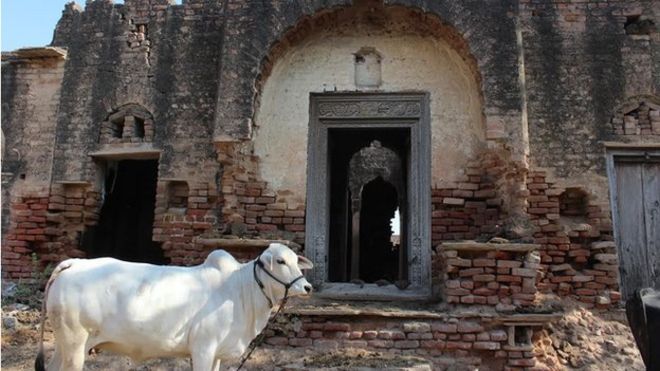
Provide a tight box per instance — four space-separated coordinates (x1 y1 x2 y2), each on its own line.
534 302 644 371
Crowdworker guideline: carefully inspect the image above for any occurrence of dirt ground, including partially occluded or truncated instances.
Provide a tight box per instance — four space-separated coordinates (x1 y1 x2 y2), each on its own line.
1 300 645 371
0 304 430 371
1 340 430 371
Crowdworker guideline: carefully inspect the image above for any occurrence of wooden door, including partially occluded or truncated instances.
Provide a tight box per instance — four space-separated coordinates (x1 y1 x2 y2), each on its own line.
611 157 660 300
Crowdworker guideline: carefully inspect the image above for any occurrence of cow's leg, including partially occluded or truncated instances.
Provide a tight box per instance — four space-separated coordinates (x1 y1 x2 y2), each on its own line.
47 305 88 371
49 338 85 371
191 348 216 371
212 358 221 371
47 316 68 371
56 328 88 371
62 340 87 371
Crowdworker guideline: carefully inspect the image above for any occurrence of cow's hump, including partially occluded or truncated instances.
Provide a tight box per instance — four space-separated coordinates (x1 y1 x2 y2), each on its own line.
203 249 240 272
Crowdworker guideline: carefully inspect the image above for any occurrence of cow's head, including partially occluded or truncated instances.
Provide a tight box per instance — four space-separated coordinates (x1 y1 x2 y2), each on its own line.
259 243 313 297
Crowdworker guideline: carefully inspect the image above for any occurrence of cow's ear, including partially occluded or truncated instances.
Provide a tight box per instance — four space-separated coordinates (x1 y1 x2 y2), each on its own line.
261 251 274 270
297 255 313 270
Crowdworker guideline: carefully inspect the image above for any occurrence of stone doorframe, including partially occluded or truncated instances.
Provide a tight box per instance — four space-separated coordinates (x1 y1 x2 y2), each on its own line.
305 92 432 300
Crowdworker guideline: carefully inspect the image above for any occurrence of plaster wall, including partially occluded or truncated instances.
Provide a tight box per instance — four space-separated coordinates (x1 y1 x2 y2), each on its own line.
1 59 65 191
1 57 65 237
254 30 484 200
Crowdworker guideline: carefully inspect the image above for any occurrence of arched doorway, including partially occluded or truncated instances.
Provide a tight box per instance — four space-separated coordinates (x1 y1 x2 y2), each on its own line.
327 135 407 285
358 176 401 283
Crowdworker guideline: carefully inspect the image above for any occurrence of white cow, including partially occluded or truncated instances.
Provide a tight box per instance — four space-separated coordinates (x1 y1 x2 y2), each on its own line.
34 243 313 371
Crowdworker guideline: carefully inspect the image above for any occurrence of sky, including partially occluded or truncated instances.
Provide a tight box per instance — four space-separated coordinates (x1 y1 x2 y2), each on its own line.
1 1 130 52
2 1 83 51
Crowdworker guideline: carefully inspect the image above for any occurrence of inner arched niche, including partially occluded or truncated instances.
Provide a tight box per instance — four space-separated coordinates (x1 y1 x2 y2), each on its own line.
253 5 485 200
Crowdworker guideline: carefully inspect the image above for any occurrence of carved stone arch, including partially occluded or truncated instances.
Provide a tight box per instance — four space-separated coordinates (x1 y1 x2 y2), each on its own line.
213 0 513 141
347 140 407 282
100 103 155 144
610 95 660 136
348 140 404 214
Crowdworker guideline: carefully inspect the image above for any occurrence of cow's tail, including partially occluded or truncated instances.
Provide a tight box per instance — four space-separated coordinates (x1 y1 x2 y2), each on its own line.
35 260 73 371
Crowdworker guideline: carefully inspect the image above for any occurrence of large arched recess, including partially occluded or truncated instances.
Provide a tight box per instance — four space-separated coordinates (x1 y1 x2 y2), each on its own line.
253 4 485 196
213 0 524 146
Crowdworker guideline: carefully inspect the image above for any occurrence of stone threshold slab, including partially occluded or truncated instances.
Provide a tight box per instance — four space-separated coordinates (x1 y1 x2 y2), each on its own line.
284 298 560 324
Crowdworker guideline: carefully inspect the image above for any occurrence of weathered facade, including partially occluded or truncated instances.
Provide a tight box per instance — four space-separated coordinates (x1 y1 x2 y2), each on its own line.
2 0 659 369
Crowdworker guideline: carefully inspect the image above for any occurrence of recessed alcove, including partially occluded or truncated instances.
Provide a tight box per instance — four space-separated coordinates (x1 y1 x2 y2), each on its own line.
354 47 382 88
111 117 125 138
99 104 155 144
134 117 146 138
559 188 588 218
167 180 189 213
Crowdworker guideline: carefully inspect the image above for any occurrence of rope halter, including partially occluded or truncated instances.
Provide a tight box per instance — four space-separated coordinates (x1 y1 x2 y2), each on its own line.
253 255 306 308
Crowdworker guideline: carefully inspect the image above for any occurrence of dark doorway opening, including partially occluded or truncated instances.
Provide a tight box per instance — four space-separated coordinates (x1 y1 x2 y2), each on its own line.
359 177 399 282
328 128 409 285
82 159 166 264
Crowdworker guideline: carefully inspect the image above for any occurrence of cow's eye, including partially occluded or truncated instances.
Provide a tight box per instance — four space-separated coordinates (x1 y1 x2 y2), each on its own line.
277 259 286 265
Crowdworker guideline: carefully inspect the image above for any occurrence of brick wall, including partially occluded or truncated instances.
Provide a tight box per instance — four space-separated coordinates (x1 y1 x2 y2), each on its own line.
2 184 99 279
431 160 502 244
2 194 50 279
216 141 306 245
263 314 541 370
439 244 540 308
526 170 621 308
153 180 219 265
